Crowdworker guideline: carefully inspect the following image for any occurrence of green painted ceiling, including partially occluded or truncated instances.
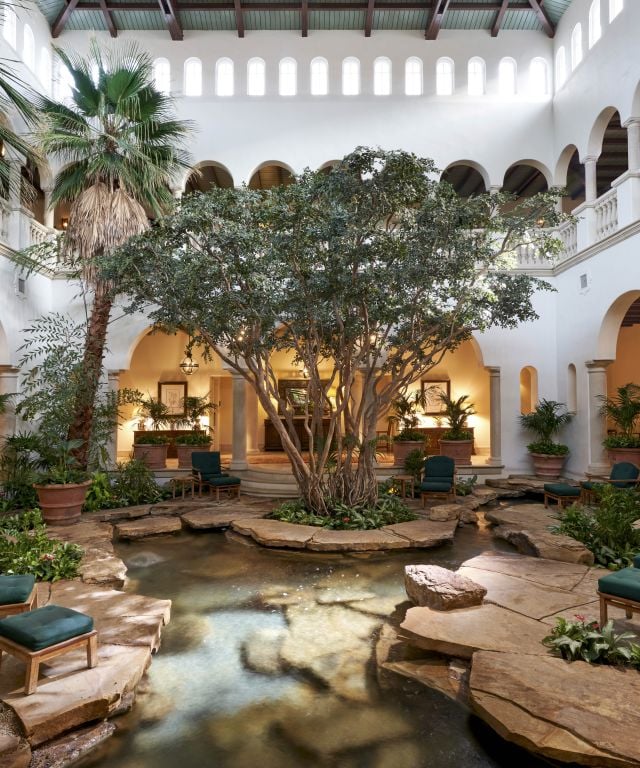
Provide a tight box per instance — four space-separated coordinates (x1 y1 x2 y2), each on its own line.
35 0 574 37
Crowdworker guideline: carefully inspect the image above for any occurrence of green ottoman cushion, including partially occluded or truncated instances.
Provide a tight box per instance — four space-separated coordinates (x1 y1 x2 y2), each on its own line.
598 568 640 603
0 605 93 651
0 575 35 605
544 483 580 497
207 476 241 487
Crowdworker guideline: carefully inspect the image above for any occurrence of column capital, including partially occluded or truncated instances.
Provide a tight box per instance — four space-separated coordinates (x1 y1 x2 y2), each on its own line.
0 366 20 376
485 365 501 376
623 117 640 129
585 359 614 371
583 155 600 165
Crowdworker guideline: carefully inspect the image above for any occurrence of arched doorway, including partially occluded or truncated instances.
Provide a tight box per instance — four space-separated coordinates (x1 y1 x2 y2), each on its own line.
503 162 549 202
185 163 234 193
441 162 488 197
596 110 628 198
248 163 294 190
556 146 585 213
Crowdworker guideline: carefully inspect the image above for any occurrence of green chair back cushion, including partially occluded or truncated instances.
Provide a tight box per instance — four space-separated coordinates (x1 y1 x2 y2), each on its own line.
422 456 455 483
192 451 223 477
610 462 640 483
0 605 93 651
0 574 35 605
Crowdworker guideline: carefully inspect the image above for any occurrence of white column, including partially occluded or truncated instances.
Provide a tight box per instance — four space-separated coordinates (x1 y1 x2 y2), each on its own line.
0 366 19 438
626 118 640 172
246 383 259 454
586 359 613 475
107 370 124 468
584 156 598 202
486 366 502 467
229 373 248 470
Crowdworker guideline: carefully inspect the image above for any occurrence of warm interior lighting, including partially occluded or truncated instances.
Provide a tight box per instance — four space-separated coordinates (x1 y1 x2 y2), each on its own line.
60 217 69 229
179 337 199 375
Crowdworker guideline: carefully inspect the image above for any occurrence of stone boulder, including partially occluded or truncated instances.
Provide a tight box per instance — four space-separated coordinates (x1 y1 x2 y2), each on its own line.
428 504 460 522
404 565 486 610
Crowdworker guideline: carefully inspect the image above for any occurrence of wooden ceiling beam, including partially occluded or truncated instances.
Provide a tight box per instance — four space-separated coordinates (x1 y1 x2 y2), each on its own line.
491 0 509 37
72 1 537 11
425 0 451 39
51 0 81 37
301 0 309 36
365 0 375 36
158 0 183 39
234 0 245 36
527 0 554 37
99 0 118 36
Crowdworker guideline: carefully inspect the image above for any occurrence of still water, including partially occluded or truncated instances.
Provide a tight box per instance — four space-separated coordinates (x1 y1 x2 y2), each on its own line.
84 522 555 768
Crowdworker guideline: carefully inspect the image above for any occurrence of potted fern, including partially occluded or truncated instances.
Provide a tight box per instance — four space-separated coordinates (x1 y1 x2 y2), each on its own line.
519 399 573 479
133 397 171 469
599 383 640 465
391 391 426 466
439 394 475 466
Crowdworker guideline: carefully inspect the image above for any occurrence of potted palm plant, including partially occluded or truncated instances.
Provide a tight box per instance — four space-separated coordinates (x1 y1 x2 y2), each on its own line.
133 397 171 469
33 438 91 525
599 383 640 465
519 399 573 479
439 394 475 466
391 391 426 466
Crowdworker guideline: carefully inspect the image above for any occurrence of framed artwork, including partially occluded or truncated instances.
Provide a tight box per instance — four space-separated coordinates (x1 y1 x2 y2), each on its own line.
421 380 450 415
158 381 187 416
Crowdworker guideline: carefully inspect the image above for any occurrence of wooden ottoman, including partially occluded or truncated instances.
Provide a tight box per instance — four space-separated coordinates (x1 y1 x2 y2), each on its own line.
598 557 640 625
0 604 98 694
0 575 38 619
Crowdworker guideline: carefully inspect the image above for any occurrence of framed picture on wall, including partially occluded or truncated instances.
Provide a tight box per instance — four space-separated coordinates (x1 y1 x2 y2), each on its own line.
158 381 187 416
421 380 450 415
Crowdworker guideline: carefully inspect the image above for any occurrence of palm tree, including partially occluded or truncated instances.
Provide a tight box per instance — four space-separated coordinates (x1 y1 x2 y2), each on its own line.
38 41 192 468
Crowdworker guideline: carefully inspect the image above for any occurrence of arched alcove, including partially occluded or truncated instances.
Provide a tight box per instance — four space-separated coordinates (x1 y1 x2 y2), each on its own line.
185 163 234 193
248 163 294 190
555 146 585 213
567 363 577 412
520 366 538 414
441 163 488 197
596 110 628 197
21 160 45 224
503 162 549 201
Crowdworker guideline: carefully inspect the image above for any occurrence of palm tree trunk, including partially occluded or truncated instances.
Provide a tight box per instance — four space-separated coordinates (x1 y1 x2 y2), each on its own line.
67 280 114 469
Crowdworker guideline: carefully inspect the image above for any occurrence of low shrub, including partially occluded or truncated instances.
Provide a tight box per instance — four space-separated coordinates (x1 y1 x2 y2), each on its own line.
551 485 640 568
404 448 426 480
527 440 569 456
543 615 640 668
175 432 211 446
270 495 417 530
133 434 169 445
455 474 478 496
112 459 168 506
0 509 83 581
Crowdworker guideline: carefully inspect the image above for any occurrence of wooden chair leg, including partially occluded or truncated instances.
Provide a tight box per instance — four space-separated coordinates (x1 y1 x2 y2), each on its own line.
600 595 608 626
87 633 98 668
25 659 40 695
544 493 549 508
626 608 633 619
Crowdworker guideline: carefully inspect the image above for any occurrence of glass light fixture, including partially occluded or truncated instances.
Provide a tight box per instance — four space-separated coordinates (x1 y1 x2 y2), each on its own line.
179 338 199 376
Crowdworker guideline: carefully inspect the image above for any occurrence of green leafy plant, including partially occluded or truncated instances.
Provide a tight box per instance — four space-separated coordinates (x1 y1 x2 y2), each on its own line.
0 433 39 510
543 615 640 667
175 432 211 446
552 486 640 568
112 459 167 506
519 399 573 455
35 438 89 485
136 397 173 431
392 391 426 439
455 474 478 496
133 433 169 446
270 495 417 530
404 448 426 481
600 384 640 449
440 394 475 440
0 509 83 581
84 471 118 512
181 396 217 430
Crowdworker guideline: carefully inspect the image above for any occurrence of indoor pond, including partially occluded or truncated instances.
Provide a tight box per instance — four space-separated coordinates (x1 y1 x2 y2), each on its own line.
83 522 557 768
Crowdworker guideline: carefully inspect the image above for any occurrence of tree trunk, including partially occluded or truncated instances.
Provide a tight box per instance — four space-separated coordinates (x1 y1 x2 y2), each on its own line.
67 280 114 469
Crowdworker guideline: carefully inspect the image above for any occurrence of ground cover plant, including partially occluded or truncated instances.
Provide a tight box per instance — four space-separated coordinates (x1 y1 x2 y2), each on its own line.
552 485 640 568
270 495 417 530
83 460 168 511
543 615 640 669
0 509 83 581
103 146 566 520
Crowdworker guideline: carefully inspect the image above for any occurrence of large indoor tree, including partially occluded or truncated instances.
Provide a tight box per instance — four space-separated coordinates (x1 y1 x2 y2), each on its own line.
37 41 192 468
102 147 565 515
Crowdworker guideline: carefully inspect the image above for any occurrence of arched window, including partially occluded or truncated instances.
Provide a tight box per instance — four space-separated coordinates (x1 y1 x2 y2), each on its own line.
2 6 16 49
519 366 538 414
310 57 328 96
184 58 202 97
342 57 360 96
215 58 234 97
555 46 567 89
609 0 623 21
54 58 73 103
404 56 422 96
435 57 454 95
529 57 548 96
39 47 51 91
498 57 517 96
588 0 601 47
571 24 583 70
153 58 171 94
467 57 485 96
373 57 391 96
279 57 297 96
247 57 265 96
23 25 35 71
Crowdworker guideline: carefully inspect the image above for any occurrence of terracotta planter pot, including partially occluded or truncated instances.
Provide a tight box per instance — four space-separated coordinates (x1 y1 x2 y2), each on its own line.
529 452 568 479
393 440 425 468
606 447 640 466
176 443 211 469
133 443 168 470
34 480 91 525
439 439 473 467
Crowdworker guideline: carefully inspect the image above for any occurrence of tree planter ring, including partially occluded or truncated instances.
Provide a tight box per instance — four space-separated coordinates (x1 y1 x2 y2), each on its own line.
34 480 91 526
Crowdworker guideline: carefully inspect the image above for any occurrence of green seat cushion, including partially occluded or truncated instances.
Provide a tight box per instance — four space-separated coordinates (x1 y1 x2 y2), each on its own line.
544 483 580 497
599 568 640 602
207 476 241 487
634 554 640 569
0 605 93 651
201 472 229 481
419 481 453 493
580 481 599 491
0 575 35 605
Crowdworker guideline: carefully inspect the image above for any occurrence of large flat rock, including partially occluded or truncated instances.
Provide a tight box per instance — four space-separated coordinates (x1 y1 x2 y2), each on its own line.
383 658 470 704
114 517 182 540
78 548 128 590
82 505 151 523
382 520 457 547
470 651 640 768
308 529 407 551
231 519 318 548
181 508 265 530
400 604 548 659
49 521 114 554
461 553 589 591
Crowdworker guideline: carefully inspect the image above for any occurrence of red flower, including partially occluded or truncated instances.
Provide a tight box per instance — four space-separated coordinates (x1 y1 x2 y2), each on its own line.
574 614 586 622
342 517 350 522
